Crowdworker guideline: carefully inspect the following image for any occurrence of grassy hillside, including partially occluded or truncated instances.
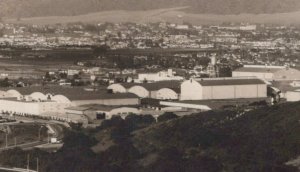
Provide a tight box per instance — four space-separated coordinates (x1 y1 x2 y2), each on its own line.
133 103 300 171
1 103 300 171
1 0 300 18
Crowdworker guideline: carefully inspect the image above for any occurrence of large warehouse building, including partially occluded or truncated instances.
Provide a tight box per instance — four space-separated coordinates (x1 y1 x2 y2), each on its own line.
0 86 139 122
232 65 300 81
180 77 267 100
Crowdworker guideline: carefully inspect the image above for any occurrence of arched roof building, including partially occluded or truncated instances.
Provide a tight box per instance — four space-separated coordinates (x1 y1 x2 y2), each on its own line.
107 81 181 100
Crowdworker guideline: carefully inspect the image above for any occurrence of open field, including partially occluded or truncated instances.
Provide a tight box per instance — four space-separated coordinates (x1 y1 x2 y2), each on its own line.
3 7 300 25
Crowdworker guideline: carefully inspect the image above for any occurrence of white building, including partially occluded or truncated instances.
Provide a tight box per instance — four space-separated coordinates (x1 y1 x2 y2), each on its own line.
107 81 181 100
137 69 183 83
175 25 189 30
0 87 139 122
180 78 267 100
232 65 300 81
240 25 257 31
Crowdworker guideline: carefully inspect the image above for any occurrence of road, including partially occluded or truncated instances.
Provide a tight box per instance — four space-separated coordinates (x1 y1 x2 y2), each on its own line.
0 166 37 172
1 115 67 139
0 116 66 152
0 141 48 152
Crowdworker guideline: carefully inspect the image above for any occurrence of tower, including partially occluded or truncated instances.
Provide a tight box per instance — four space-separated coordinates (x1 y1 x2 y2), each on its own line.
207 56 217 78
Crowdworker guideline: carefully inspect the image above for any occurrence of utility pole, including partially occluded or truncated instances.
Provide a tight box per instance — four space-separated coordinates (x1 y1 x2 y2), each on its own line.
27 154 30 172
36 157 39 172
5 133 7 148
39 126 45 141
14 137 16 147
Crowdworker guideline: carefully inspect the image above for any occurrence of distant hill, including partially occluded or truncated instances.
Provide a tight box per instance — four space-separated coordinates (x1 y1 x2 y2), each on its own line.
4 8 300 25
1 0 300 18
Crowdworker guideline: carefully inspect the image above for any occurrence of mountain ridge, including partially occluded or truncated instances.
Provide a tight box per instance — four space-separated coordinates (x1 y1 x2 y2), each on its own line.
1 0 300 18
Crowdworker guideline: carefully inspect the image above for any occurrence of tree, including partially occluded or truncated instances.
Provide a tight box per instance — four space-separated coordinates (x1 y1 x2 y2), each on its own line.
0 78 10 87
157 112 179 122
44 72 51 81
125 114 156 132
59 73 67 79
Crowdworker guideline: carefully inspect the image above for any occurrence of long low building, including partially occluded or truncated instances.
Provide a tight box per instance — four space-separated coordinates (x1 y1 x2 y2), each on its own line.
232 65 300 81
180 77 267 100
0 86 140 122
65 104 140 121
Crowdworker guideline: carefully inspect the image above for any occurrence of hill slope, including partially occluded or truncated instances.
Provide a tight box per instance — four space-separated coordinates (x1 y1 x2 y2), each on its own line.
1 102 300 171
132 103 300 171
1 0 300 18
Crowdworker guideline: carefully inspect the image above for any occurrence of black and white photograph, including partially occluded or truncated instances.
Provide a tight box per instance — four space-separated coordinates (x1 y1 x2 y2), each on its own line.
0 0 300 171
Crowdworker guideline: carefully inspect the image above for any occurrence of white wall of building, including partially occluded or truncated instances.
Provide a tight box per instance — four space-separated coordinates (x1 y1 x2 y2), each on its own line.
181 79 202 100
107 84 127 93
0 100 70 117
202 85 266 100
202 86 235 99
128 86 149 98
6 90 22 98
0 100 40 115
156 88 179 100
180 79 267 100
0 90 9 98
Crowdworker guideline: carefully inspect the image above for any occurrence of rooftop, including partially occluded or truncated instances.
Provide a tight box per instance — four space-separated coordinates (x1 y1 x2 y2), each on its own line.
121 80 182 92
234 66 287 73
195 78 266 86
0 86 139 101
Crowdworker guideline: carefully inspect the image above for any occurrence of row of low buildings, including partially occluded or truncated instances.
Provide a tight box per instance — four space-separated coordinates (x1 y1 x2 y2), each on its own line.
108 78 267 101
0 76 271 125
2 64 300 126
0 87 140 124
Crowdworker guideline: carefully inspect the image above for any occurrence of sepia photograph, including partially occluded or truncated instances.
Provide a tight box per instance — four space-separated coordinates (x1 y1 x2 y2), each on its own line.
0 0 300 171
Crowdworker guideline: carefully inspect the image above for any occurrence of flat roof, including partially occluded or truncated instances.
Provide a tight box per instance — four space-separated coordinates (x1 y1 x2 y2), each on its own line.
234 67 282 73
195 78 266 86
0 86 139 101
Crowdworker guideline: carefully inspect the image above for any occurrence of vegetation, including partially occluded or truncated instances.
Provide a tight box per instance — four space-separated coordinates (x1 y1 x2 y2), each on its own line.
0 78 11 87
1 103 300 171
157 112 179 122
